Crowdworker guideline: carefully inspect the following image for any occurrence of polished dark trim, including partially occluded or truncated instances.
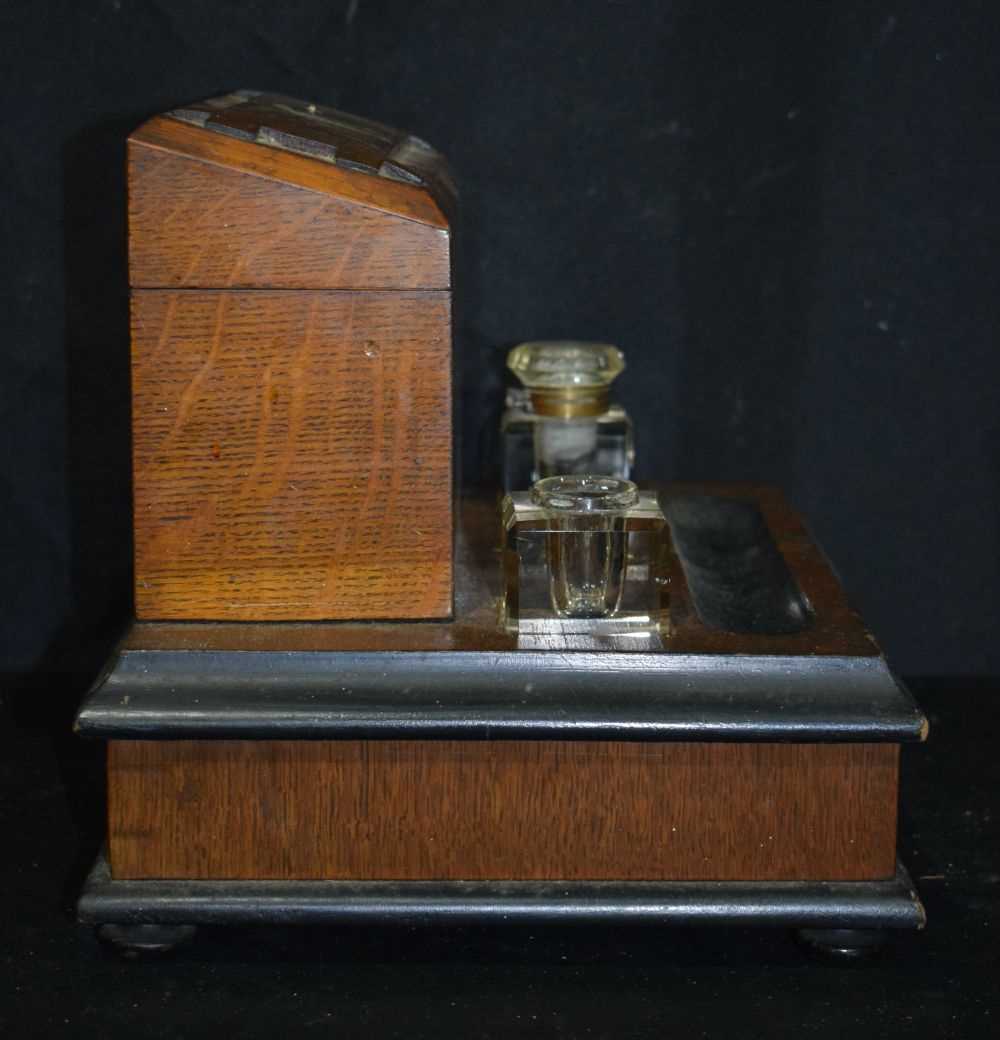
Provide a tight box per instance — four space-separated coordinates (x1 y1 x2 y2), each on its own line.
75 649 926 743
78 854 924 930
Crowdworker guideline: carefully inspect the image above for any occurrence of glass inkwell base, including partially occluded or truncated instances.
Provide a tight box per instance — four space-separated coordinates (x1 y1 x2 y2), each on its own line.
501 476 669 640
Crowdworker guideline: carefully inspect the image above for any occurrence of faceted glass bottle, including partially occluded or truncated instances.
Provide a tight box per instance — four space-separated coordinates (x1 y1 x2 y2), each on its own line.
501 341 634 492
501 475 669 638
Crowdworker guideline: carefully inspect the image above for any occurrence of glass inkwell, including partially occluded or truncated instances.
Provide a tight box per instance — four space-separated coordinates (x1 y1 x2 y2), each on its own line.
501 341 634 491
501 475 668 638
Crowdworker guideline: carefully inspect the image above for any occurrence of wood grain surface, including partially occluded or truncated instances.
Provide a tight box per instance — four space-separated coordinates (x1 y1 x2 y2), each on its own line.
108 740 899 882
129 130 451 290
131 289 452 620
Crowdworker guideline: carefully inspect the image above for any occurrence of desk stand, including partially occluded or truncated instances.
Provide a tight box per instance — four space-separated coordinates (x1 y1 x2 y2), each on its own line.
76 486 927 960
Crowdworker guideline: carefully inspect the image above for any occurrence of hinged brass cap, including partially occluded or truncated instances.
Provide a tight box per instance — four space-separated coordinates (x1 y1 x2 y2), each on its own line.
507 341 625 418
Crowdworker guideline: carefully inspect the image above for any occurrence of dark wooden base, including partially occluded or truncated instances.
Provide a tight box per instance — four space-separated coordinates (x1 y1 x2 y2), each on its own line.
76 488 928 959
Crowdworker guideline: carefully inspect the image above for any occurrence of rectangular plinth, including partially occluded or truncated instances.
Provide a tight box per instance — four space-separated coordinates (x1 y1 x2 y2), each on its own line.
108 740 899 882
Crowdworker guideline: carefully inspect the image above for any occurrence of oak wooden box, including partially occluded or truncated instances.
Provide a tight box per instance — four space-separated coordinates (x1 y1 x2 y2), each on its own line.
79 488 926 913
128 92 455 622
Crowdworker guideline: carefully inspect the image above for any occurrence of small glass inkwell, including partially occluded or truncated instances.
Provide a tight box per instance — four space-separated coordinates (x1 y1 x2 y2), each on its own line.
501 475 668 637
501 341 634 491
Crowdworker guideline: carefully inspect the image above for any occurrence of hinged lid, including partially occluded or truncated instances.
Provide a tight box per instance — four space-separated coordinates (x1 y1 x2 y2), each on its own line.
128 91 454 290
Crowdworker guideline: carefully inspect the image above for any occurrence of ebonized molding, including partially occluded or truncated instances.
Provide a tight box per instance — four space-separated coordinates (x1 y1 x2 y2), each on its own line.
76 649 926 742
78 853 925 930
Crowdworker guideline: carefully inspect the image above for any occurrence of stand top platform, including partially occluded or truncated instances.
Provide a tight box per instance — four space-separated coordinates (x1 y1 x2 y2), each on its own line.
75 485 927 744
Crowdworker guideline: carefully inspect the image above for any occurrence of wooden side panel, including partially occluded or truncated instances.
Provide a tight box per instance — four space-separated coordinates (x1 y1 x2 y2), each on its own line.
108 741 899 882
131 290 452 620
128 137 450 290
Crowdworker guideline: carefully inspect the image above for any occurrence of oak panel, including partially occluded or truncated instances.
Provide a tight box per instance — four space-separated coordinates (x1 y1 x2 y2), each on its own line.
108 740 899 882
131 289 452 620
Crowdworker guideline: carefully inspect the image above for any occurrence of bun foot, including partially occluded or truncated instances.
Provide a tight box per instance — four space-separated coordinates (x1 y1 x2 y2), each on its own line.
795 928 888 961
96 923 197 957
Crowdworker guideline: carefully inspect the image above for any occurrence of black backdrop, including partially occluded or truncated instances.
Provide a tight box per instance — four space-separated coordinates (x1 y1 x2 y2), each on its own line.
2 0 997 687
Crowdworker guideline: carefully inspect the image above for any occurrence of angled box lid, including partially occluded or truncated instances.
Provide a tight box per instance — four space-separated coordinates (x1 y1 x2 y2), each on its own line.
128 91 454 290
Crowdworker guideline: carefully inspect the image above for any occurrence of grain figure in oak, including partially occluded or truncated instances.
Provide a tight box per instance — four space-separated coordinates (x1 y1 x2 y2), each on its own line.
128 91 455 620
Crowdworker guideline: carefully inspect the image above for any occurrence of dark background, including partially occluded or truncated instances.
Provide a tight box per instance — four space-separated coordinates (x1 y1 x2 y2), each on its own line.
0 2 997 1036
1 0 998 683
